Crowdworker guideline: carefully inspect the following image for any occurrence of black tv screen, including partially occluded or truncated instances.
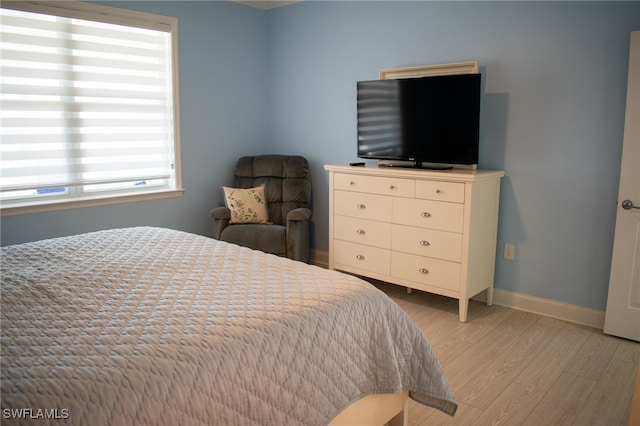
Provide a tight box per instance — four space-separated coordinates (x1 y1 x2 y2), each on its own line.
357 73 481 167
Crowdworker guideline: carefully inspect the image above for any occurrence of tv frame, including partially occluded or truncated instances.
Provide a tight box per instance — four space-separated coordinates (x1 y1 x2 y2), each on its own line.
356 73 481 170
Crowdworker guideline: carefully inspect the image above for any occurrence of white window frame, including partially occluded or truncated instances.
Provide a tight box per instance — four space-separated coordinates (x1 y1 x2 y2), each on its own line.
0 1 183 217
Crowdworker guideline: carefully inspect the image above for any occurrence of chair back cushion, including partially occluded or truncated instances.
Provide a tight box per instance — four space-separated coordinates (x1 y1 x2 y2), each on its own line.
233 155 311 225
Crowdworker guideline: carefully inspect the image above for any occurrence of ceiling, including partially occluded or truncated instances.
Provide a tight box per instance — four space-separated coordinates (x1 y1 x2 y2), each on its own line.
234 1 300 9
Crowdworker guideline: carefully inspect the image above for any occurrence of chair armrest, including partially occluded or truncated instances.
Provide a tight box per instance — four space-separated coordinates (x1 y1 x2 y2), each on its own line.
286 208 311 263
286 207 312 222
209 206 231 239
209 206 231 220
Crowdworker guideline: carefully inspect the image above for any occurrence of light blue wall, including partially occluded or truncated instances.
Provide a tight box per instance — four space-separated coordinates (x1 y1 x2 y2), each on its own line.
1 1 270 244
2 1 639 312
266 1 640 310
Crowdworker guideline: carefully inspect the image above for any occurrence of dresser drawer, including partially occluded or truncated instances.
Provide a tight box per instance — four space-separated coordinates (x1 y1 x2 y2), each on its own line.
392 224 462 262
415 180 465 203
392 198 464 233
391 252 461 292
334 190 392 221
334 173 414 197
334 215 391 249
333 240 390 276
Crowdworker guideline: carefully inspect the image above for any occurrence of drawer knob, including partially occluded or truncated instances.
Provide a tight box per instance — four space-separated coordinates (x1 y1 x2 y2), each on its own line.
350 181 355 185
390 185 395 189
419 268 429 274
356 229 366 235
356 255 365 260
357 204 366 209
421 212 431 218
436 189 442 194
420 240 430 246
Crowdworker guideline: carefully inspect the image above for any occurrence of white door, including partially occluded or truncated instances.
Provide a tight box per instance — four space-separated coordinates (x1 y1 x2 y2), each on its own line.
604 31 640 342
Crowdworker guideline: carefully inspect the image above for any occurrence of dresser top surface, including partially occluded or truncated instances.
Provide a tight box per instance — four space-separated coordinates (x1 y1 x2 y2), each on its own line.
324 164 505 182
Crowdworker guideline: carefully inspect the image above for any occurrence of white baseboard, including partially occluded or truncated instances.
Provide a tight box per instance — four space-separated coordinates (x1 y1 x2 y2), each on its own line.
310 249 329 269
480 289 605 330
309 249 605 330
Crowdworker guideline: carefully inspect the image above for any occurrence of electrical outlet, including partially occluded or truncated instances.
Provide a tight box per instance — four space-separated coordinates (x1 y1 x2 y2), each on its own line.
504 243 515 260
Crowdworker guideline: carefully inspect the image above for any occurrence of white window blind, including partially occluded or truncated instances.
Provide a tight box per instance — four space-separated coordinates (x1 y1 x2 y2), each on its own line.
0 2 181 211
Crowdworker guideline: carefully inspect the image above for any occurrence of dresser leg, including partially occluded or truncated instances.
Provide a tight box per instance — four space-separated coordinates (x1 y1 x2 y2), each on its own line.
458 298 468 322
486 287 494 306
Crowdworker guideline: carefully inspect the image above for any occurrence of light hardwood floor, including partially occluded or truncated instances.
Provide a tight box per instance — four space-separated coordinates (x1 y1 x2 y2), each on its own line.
371 280 640 426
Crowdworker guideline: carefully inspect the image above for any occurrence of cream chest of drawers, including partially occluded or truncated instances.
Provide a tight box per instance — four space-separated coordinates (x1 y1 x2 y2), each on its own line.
324 164 504 322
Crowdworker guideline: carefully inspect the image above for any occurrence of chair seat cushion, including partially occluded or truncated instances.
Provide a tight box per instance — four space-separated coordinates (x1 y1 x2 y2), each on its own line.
220 223 286 256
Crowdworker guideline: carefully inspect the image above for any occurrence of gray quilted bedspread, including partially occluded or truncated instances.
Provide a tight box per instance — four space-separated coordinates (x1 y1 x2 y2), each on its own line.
1 227 456 425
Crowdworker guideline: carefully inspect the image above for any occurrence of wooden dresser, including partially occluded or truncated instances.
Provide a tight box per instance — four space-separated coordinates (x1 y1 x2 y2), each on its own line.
325 164 504 322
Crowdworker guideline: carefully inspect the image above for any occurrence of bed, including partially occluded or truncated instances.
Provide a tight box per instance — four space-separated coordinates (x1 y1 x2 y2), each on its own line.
1 227 456 425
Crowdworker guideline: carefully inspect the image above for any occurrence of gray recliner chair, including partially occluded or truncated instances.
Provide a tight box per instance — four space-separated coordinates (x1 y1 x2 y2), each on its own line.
209 155 312 263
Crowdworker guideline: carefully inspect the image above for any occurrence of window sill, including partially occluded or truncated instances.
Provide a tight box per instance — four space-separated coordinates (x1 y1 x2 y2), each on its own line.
1 189 185 217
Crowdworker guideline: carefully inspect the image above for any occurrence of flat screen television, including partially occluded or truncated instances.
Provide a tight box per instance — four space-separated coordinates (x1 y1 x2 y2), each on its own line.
356 73 481 169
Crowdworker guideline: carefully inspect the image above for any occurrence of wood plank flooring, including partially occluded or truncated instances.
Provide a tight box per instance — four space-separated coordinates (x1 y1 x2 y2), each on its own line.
371 280 640 426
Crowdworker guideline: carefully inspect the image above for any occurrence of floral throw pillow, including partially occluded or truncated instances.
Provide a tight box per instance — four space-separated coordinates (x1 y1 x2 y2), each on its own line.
222 185 269 224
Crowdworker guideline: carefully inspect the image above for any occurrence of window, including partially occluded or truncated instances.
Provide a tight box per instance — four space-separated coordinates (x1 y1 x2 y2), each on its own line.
0 1 182 215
